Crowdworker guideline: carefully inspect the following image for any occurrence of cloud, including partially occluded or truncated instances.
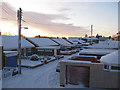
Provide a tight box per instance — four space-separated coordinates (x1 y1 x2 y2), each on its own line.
0 2 89 37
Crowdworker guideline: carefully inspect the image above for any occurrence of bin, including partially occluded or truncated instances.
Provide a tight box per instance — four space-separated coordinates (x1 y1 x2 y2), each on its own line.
4 51 18 67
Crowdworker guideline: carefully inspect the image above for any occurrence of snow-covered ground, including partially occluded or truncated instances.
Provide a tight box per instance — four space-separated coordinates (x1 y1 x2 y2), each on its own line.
21 59 43 67
2 53 81 88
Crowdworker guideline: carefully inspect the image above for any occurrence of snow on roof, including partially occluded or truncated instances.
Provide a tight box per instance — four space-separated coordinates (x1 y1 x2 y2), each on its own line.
4 51 18 57
82 37 90 39
60 60 92 64
100 50 119 65
36 46 60 49
79 49 117 55
83 37 98 40
68 39 85 44
52 38 73 46
28 38 59 47
1 35 34 50
89 40 119 49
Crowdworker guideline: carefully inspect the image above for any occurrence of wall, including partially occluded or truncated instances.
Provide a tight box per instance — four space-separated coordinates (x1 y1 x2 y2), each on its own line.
90 63 119 88
60 61 119 88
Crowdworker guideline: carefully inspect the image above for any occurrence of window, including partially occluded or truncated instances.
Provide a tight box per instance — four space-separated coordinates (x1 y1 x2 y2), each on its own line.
111 66 120 70
104 65 109 70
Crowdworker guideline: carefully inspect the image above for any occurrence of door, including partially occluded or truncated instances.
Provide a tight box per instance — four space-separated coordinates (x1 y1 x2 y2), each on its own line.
67 66 90 87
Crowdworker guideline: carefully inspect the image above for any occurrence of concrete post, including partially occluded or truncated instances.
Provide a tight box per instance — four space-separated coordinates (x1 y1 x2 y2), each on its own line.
54 49 57 56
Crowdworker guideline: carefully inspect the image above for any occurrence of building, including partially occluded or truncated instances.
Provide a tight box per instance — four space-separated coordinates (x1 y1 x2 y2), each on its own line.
60 50 119 88
1 35 35 56
27 37 60 56
100 50 120 70
83 39 120 49
112 31 120 41
52 38 74 50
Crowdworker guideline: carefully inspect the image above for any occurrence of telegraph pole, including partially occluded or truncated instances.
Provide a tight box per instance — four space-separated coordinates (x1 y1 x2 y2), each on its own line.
91 25 93 44
17 8 22 74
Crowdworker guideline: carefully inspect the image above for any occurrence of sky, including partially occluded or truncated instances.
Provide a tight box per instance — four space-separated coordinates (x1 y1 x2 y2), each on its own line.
0 0 119 37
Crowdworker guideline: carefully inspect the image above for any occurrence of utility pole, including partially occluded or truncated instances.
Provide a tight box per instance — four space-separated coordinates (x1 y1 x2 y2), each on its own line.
91 25 93 44
91 25 93 37
17 8 22 74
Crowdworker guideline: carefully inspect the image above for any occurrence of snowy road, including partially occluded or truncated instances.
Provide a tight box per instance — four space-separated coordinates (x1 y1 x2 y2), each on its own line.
2 54 78 88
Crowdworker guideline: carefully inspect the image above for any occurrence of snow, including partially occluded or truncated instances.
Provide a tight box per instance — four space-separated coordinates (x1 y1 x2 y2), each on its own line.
82 42 90 46
21 56 57 68
3 52 88 88
2 48 116 88
53 38 73 46
82 37 98 40
36 46 60 49
28 37 59 47
60 60 92 64
85 40 120 49
100 50 119 65
68 39 85 44
1 35 34 50
2 56 63 88
60 51 72 55
79 49 117 55
71 55 97 58
21 59 42 67
83 37 90 40
4 51 18 57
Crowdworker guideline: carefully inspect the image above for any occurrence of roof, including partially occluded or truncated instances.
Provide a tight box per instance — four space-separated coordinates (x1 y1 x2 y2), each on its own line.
52 38 73 46
4 51 18 57
100 50 119 65
36 46 60 49
1 35 34 50
68 39 85 44
83 37 98 40
28 37 59 47
82 37 90 39
90 40 119 49
79 49 117 56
